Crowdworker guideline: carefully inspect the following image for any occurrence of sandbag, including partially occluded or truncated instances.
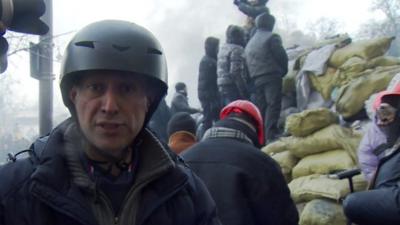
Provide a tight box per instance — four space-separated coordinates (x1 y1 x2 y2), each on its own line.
292 150 355 179
309 67 340 100
289 174 367 203
285 108 338 137
283 60 298 94
367 56 400 68
262 136 295 155
271 150 299 182
338 56 368 78
328 36 394 68
300 199 347 225
287 124 354 159
335 66 400 119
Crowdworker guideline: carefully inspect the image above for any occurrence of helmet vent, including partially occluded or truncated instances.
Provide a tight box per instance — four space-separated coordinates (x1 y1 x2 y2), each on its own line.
112 44 130 52
147 48 162 55
75 41 95 48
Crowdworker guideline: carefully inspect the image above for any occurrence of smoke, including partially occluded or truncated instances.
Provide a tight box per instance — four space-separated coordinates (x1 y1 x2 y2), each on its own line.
144 0 244 107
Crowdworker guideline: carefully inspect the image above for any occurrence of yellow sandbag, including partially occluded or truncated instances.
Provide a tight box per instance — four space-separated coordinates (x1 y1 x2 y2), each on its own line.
337 130 362 164
285 108 339 137
271 151 299 182
288 124 350 158
289 174 367 203
292 150 355 179
309 67 340 100
328 36 395 68
367 56 400 68
300 199 347 225
262 136 295 155
339 56 368 78
283 61 298 94
335 66 400 119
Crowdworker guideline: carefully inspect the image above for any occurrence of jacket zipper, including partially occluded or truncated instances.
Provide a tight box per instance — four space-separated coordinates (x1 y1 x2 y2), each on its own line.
136 178 188 225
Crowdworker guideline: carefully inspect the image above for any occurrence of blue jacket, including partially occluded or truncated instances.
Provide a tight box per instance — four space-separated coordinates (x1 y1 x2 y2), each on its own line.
0 119 220 225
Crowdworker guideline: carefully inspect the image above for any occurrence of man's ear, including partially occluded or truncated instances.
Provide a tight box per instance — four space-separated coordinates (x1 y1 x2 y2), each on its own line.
69 86 78 104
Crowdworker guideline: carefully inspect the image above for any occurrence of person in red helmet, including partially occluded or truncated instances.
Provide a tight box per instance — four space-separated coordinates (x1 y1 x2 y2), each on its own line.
182 100 298 225
344 84 400 225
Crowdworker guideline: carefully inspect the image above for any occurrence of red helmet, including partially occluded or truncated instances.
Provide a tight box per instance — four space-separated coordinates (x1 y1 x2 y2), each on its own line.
220 100 264 145
373 83 400 111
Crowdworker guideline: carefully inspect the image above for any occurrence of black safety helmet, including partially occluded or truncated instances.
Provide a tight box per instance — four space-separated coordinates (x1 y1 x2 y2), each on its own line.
60 20 168 123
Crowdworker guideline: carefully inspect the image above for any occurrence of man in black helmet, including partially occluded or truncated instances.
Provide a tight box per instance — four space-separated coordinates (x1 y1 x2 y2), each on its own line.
0 20 221 225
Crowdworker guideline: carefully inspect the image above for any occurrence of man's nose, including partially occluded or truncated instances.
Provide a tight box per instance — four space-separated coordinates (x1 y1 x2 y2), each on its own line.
101 90 119 115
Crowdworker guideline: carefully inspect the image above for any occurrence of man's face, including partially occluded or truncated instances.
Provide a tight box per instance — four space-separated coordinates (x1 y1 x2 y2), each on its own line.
69 71 149 159
376 103 397 127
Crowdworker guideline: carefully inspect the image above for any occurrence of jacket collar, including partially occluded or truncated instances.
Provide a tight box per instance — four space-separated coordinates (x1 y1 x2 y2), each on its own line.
29 118 186 225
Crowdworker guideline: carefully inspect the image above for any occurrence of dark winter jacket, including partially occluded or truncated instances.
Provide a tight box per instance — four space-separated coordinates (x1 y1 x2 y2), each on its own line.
217 26 249 98
198 38 219 102
170 92 199 115
182 118 299 225
148 98 171 143
0 119 220 225
245 13 288 84
372 140 400 189
237 2 269 19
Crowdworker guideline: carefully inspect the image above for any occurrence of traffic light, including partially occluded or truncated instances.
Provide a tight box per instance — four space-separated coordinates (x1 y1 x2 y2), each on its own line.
0 0 49 35
0 0 49 73
0 35 8 73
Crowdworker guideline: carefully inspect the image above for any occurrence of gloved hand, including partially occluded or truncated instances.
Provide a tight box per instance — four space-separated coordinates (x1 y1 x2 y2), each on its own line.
233 0 241 6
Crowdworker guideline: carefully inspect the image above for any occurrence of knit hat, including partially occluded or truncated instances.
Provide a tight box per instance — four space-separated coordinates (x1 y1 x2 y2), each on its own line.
167 112 197 137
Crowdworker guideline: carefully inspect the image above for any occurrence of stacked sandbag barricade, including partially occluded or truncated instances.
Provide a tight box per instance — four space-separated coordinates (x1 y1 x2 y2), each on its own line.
263 108 368 225
269 34 400 225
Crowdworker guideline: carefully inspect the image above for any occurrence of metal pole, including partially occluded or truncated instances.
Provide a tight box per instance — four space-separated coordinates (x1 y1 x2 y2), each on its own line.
38 0 53 136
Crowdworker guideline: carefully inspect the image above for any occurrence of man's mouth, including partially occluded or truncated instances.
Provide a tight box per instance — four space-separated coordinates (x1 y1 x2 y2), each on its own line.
97 122 124 132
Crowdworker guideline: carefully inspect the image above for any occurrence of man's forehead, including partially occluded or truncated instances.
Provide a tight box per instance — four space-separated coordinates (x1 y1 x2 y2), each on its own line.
80 70 144 83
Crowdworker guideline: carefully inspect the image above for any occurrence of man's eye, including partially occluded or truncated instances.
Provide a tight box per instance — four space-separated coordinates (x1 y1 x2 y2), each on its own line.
86 84 104 93
120 85 136 93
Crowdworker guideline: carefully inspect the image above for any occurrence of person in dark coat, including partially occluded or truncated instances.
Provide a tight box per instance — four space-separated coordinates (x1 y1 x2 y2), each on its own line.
217 25 249 106
0 20 221 225
170 82 201 115
182 100 298 225
233 0 270 42
245 12 288 143
343 89 400 225
167 112 197 155
198 36 221 136
148 98 171 143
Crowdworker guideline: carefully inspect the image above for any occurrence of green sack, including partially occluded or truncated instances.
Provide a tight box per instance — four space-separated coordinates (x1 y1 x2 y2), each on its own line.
339 56 368 78
285 108 339 137
289 174 367 203
287 125 353 159
329 36 394 68
271 151 299 182
367 56 400 68
300 199 347 225
309 67 340 100
262 136 295 155
335 66 400 119
292 150 355 179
